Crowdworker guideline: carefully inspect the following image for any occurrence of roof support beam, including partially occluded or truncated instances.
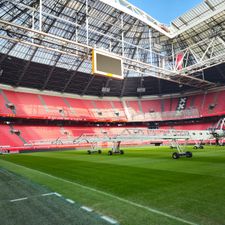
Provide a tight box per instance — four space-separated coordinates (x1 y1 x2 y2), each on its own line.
81 75 95 95
120 21 144 96
16 0 71 87
62 59 84 92
0 19 219 89
0 0 39 63
204 0 215 11
41 53 61 90
41 9 86 91
61 0 98 93
99 0 172 38
172 2 225 37
0 44 15 64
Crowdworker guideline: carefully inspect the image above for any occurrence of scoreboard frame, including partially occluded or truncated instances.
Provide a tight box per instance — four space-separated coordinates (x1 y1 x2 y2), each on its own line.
92 49 124 79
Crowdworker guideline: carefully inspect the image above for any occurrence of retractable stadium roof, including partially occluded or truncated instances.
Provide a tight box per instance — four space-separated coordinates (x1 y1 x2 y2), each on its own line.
0 0 225 97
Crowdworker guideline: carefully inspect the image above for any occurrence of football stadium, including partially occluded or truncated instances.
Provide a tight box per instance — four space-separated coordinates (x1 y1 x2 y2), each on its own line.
1 0 225 224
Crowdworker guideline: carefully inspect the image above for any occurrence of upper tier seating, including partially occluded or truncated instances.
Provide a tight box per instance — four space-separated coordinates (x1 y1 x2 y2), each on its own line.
0 90 127 121
0 93 13 116
1 89 225 122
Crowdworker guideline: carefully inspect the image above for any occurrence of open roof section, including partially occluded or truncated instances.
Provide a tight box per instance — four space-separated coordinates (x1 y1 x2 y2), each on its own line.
170 0 225 37
102 0 225 38
98 0 171 37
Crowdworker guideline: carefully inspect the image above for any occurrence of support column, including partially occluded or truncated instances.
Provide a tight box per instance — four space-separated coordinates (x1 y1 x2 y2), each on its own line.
149 28 153 64
86 0 89 46
121 14 124 57
39 0 42 31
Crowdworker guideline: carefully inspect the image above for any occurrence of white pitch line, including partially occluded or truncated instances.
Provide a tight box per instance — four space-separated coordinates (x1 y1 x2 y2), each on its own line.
66 198 75 204
81 206 93 212
3 161 198 225
42 192 55 196
54 192 62 197
10 197 28 202
101 216 118 224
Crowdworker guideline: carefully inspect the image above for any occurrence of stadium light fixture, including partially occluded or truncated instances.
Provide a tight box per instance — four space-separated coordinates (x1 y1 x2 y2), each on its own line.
101 87 110 93
137 87 146 93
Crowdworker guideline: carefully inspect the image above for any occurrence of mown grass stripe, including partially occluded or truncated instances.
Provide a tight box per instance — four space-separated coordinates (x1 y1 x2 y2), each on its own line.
1 160 198 225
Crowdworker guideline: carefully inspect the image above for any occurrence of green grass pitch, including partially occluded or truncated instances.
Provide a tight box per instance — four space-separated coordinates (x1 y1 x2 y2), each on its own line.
1 146 225 225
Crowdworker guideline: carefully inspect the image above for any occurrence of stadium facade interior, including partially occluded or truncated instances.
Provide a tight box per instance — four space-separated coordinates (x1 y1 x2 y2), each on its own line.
0 0 225 152
2 1 225 225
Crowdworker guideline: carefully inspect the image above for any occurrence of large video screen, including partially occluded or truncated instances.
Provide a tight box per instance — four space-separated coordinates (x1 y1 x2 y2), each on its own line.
92 49 124 79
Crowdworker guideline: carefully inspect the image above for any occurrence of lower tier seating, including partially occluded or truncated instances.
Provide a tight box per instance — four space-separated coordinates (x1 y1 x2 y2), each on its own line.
0 122 216 152
0 124 150 152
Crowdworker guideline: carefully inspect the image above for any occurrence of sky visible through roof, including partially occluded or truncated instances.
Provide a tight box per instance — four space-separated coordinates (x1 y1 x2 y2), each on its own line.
128 0 203 25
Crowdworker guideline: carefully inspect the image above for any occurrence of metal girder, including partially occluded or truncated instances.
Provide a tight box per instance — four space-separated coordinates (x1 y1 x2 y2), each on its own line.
99 0 225 39
61 0 98 93
41 53 61 90
62 59 84 92
41 16 83 90
120 72 128 97
20 128 215 156
98 0 172 38
175 35 225 74
16 59 32 86
215 65 225 80
15 0 72 86
0 18 219 89
170 1 225 37
88 8 122 97
81 74 95 95
29 128 192 146
204 0 215 11
120 21 144 96
0 44 15 64
0 0 39 64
